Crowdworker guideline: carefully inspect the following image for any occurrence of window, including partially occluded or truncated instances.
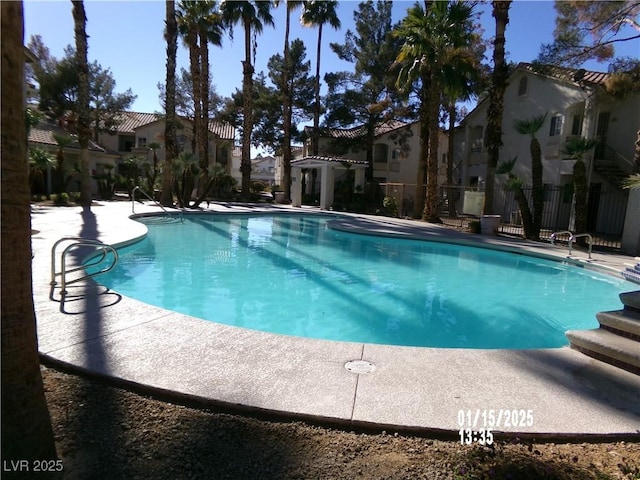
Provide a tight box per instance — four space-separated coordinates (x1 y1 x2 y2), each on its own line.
571 115 583 136
549 114 563 137
470 126 484 152
517 77 528 96
374 144 388 163
118 135 135 152
137 137 147 148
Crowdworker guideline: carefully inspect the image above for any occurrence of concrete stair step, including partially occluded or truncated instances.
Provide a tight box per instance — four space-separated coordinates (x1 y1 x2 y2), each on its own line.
620 291 640 312
596 309 640 339
566 328 640 375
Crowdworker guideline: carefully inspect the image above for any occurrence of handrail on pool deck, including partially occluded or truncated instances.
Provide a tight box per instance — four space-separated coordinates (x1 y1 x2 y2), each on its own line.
131 185 183 222
569 233 593 259
550 230 593 259
50 237 118 296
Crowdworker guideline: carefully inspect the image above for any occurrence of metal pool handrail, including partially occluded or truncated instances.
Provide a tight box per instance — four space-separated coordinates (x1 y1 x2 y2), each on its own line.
132 186 183 222
50 237 118 296
569 233 593 259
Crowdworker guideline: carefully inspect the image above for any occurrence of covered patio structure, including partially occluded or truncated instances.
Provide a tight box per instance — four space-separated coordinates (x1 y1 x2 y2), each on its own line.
291 155 368 210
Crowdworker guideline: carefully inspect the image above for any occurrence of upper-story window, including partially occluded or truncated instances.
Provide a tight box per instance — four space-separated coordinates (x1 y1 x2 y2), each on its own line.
118 135 134 152
549 114 563 137
374 144 388 163
470 125 484 152
517 77 528 96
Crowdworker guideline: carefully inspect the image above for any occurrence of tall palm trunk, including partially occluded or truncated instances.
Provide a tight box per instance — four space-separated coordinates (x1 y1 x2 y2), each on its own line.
312 23 323 156
446 102 458 217
483 0 511 215
240 17 254 197
530 135 543 239
414 81 429 218
200 32 210 164
1 0 58 464
198 30 210 195
424 71 441 223
186 27 202 194
282 5 292 201
73 0 92 209
161 0 178 207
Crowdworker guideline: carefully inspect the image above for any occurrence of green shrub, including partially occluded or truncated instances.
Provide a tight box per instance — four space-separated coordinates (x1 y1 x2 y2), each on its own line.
251 181 266 193
382 196 398 217
53 193 69 206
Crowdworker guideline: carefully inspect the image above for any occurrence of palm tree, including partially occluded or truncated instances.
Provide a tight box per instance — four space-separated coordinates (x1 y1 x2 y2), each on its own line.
221 0 275 198
161 0 178 207
562 136 597 235
441 31 485 218
52 133 73 194
145 142 162 194
301 0 340 157
281 0 303 202
177 1 223 197
1 0 58 463
29 146 55 195
72 0 92 209
514 112 546 240
394 1 477 222
483 0 512 216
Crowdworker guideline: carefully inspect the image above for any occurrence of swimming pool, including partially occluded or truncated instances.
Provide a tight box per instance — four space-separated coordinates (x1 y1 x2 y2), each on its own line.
93 213 634 349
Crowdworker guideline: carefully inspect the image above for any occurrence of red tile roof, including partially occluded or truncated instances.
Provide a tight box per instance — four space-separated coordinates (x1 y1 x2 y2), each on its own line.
518 62 611 87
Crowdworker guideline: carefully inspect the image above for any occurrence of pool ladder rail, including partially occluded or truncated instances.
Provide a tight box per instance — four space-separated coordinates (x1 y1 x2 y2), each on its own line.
131 185 183 222
550 230 593 259
50 237 118 297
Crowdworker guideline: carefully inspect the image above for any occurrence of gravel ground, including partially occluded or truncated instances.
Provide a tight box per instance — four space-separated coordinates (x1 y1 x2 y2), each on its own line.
40 365 640 480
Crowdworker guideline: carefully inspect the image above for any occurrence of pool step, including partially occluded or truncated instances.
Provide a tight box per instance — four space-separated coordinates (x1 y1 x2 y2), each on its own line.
566 329 640 375
566 290 640 376
596 310 640 340
620 290 640 313
622 259 640 285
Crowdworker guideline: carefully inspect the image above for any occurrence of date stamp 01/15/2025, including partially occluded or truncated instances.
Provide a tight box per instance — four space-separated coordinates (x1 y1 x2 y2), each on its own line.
457 409 535 445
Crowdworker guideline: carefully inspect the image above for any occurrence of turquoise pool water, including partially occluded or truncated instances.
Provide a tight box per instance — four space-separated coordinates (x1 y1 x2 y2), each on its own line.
94 213 634 349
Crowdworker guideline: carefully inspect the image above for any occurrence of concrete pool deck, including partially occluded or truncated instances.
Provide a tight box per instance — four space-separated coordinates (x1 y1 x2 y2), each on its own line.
31 201 640 440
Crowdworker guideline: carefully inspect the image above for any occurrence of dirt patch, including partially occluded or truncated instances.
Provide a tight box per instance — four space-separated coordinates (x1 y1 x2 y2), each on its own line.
41 366 639 480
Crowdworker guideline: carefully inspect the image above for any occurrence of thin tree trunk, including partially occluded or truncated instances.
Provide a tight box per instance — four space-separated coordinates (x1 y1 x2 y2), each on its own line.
161 0 178 207
414 82 429 218
312 24 323 156
73 0 92 209
1 0 58 465
282 5 292 202
483 0 511 215
447 102 458 217
198 31 210 198
530 136 543 239
241 18 254 197
423 72 441 223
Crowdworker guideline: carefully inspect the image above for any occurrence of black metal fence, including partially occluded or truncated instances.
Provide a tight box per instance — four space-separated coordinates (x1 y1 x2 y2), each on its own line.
436 185 629 250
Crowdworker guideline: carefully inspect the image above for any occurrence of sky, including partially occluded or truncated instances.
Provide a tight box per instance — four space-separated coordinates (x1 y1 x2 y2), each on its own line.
24 0 640 116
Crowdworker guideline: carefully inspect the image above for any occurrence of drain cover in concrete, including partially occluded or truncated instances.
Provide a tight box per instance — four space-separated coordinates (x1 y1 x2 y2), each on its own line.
344 360 375 374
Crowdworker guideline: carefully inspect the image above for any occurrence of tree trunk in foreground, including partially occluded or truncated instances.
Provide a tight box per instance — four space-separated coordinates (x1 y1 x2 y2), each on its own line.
1 0 58 467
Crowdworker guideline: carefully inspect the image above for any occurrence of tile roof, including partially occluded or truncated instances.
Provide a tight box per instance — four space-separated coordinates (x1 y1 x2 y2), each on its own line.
29 121 108 153
306 120 412 140
113 111 160 134
207 120 235 140
518 62 611 87
291 155 368 167
110 111 235 140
